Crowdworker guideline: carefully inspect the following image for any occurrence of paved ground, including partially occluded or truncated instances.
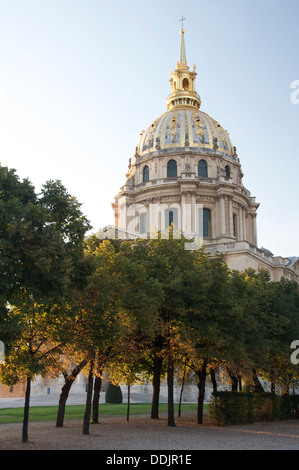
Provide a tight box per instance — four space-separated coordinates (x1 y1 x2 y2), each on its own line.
1 394 299 450
1 405 299 450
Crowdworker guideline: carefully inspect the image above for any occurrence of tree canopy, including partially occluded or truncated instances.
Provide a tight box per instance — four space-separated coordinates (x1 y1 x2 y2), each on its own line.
1 165 299 442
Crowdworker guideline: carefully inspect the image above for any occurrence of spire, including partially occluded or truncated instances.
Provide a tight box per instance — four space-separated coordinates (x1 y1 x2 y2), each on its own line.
165 19 201 111
179 16 187 65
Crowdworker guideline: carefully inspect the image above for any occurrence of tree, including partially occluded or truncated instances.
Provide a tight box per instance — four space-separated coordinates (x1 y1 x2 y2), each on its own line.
228 269 274 392
108 238 164 420
0 295 64 442
144 234 197 426
181 250 236 423
55 353 88 427
0 168 90 311
66 239 123 435
262 277 299 393
0 167 91 442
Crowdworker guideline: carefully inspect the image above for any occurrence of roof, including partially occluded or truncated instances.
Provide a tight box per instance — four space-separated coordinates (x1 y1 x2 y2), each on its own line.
136 108 235 159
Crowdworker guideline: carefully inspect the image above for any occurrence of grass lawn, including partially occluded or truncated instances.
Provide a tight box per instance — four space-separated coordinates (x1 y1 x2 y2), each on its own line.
0 402 202 424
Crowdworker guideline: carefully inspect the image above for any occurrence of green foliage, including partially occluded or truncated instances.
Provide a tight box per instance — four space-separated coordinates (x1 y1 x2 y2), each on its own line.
105 382 123 404
280 394 299 419
1 165 299 431
209 391 296 426
0 165 91 391
0 166 90 309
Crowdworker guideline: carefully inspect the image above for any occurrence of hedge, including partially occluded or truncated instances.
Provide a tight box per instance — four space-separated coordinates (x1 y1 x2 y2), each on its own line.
209 391 299 426
105 382 123 404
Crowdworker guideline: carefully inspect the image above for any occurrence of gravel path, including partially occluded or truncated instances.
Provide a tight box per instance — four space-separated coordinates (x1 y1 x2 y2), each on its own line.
1 411 299 450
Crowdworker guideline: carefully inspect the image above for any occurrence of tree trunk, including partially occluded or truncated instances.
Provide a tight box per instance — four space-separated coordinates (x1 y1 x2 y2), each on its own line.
238 376 242 392
56 377 73 428
22 376 31 443
197 358 207 425
210 368 217 395
178 361 187 417
56 359 87 427
92 374 102 424
83 360 94 435
167 354 175 427
127 384 131 422
151 355 162 419
227 367 239 391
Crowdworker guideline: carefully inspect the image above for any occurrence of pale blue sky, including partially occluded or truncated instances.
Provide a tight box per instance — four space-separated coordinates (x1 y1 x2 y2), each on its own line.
0 0 298 257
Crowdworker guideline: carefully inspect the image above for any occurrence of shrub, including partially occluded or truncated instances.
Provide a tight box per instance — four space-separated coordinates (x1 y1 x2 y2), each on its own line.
105 382 123 404
209 392 250 426
209 391 296 426
281 394 299 419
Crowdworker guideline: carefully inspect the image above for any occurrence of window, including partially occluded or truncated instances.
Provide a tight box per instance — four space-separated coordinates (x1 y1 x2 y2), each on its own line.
165 208 178 228
182 78 189 90
167 159 177 177
203 208 211 238
225 165 230 178
140 213 147 234
143 165 149 183
233 214 237 239
198 159 208 177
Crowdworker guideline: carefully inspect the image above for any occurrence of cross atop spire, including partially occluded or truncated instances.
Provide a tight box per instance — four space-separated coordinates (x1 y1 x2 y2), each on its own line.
166 20 201 111
179 17 187 65
179 16 186 31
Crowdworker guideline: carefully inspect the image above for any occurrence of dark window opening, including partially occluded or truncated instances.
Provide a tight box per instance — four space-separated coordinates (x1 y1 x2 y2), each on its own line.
233 214 237 238
183 78 189 90
143 165 149 182
165 208 178 229
167 160 177 177
198 159 208 177
203 208 211 238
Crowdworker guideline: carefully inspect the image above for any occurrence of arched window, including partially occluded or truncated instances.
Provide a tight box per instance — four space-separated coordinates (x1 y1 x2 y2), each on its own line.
165 208 178 228
225 165 230 178
169 210 174 226
167 160 177 178
182 78 189 91
198 159 208 177
143 165 149 183
203 208 211 238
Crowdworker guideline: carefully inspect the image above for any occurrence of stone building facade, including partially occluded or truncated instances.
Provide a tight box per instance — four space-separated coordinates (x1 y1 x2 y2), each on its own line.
112 26 299 283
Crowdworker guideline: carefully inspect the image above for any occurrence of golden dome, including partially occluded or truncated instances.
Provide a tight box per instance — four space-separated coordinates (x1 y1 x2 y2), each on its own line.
135 25 236 160
136 108 235 159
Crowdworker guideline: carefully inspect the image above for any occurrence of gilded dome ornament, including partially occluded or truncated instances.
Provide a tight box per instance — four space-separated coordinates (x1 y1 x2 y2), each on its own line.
133 23 234 158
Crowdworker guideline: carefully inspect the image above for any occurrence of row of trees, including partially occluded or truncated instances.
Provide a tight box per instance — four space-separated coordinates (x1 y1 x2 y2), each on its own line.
1 164 299 443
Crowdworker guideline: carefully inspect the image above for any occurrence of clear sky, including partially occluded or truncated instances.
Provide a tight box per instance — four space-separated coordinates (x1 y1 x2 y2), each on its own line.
0 0 298 257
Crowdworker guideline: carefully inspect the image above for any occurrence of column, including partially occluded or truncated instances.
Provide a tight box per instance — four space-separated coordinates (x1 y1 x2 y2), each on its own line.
252 213 257 246
239 206 244 240
181 192 186 234
228 195 233 236
220 195 226 235
191 192 196 233
243 208 247 241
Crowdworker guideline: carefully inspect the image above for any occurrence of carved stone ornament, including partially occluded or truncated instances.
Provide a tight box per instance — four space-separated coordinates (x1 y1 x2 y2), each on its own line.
192 111 205 137
168 113 179 137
